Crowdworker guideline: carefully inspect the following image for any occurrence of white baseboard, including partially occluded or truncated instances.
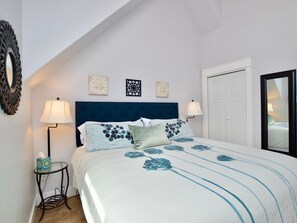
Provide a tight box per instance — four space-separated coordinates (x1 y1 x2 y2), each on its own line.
28 186 77 222
35 186 78 204
28 197 37 223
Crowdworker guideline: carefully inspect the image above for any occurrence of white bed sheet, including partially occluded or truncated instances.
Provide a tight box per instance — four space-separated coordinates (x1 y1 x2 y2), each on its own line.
71 137 297 223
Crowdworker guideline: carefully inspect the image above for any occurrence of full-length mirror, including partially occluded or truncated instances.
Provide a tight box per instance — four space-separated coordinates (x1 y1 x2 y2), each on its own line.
261 70 296 157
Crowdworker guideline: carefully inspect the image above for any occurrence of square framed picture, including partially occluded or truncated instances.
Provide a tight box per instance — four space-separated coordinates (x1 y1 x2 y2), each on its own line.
88 75 109 95
156 81 169 98
126 79 141 97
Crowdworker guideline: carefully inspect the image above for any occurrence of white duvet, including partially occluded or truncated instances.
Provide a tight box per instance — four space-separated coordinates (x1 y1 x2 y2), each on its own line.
71 137 297 223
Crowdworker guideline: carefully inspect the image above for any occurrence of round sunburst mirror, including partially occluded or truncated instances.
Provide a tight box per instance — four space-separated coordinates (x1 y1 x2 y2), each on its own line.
0 20 22 115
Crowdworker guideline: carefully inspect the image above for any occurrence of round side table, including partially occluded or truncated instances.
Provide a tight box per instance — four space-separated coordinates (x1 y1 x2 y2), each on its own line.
34 161 71 221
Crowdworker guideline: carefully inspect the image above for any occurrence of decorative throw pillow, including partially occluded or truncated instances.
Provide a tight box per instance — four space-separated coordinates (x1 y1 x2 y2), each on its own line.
84 121 142 152
78 120 142 145
128 124 171 150
149 118 195 140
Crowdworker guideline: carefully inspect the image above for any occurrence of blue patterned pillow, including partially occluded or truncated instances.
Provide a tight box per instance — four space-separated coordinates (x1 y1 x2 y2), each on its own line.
78 120 142 145
84 121 142 152
149 119 195 140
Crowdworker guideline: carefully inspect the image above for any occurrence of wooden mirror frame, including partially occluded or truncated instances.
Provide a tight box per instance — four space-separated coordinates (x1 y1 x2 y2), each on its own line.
0 20 22 115
260 70 296 157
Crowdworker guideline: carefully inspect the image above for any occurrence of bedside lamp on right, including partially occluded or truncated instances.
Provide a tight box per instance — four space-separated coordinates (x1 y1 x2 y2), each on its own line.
267 103 274 113
186 100 203 122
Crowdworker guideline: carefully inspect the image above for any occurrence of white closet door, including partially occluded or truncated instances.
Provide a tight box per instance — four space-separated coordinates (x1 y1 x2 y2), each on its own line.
208 70 246 145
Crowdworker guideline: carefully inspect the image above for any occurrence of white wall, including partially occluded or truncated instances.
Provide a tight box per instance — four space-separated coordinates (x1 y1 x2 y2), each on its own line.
0 0 35 222
22 0 132 79
200 0 297 148
31 0 201 193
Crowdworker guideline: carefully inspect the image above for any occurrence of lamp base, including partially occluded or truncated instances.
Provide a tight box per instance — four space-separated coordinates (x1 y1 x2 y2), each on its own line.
47 123 58 157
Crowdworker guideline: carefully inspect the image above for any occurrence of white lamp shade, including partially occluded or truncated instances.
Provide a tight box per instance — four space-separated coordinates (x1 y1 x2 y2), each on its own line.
267 103 274 112
186 101 203 116
40 100 73 124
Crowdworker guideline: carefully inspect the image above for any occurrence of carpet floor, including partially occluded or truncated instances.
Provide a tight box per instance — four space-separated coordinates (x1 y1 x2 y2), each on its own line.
34 196 87 223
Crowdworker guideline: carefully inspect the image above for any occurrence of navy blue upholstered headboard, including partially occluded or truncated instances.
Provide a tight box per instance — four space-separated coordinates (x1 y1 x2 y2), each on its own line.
75 101 179 147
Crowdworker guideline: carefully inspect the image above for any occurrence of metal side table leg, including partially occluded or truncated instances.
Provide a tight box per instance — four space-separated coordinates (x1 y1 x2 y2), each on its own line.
63 166 71 210
36 174 45 222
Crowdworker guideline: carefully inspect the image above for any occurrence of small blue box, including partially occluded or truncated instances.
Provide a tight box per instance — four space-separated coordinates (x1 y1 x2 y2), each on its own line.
37 157 52 171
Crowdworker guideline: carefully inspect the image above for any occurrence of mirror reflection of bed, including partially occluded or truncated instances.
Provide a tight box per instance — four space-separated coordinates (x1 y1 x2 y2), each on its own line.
268 117 288 152
267 77 289 153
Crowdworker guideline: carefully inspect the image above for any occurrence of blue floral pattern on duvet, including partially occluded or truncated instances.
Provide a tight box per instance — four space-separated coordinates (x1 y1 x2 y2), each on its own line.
143 158 172 170
124 145 254 223
217 155 235 162
191 144 211 151
124 152 144 158
124 140 297 223
174 137 194 142
163 145 184 151
143 148 163 154
124 151 171 171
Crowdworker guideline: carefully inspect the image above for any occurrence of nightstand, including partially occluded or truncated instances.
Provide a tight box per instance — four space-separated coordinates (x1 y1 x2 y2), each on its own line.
34 161 71 221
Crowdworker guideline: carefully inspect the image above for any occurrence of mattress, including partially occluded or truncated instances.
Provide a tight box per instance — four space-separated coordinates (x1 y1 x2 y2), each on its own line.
71 137 297 223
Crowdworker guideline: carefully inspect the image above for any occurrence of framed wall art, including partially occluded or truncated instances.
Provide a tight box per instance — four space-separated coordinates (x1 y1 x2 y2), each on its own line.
156 81 169 98
88 75 109 96
126 79 141 97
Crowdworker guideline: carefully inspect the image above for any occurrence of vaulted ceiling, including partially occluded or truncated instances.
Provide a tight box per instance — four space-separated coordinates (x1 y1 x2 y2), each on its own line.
26 0 222 86
184 0 222 35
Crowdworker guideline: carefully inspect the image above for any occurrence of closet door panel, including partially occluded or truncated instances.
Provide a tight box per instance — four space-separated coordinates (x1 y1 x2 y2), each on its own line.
229 101 245 144
208 76 226 141
208 71 246 145
227 71 246 145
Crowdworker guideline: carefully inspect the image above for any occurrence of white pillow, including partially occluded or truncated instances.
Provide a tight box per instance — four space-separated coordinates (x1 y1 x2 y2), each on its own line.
149 118 195 140
141 118 178 127
78 119 142 145
140 117 151 127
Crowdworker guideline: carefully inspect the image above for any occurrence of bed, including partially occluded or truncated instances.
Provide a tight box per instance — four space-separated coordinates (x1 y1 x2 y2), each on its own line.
72 101 297 223
268 122 289 152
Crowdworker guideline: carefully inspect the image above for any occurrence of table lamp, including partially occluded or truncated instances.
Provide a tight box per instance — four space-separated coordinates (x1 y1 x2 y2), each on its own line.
40 97 73 157
267 103 274 113
186 100 203 122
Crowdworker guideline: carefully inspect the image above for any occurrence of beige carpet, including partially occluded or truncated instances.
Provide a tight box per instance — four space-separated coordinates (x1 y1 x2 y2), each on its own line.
34 196 87 223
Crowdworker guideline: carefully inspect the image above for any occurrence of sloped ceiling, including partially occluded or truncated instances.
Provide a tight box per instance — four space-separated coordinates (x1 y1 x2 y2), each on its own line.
183 0 222 35
27 0 223 86
26 0 144 86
